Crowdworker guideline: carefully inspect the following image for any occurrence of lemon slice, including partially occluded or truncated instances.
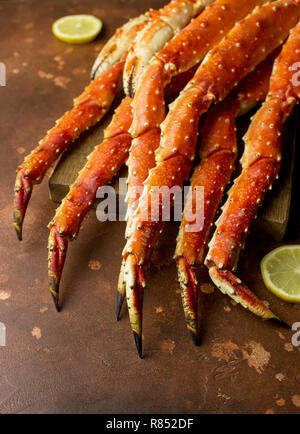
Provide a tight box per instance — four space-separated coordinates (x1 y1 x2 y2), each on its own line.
52 15 102 44
261 245 300 303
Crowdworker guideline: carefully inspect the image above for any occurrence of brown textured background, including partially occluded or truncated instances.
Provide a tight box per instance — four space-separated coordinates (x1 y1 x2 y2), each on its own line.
0 0 300 414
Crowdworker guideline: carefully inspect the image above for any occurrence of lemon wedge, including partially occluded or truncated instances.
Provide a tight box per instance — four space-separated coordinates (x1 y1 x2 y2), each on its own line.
261 245 300 303
52 15 102 44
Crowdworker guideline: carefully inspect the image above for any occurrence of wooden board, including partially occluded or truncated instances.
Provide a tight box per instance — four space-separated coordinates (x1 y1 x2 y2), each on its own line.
253 108 297 241
49 105 297 242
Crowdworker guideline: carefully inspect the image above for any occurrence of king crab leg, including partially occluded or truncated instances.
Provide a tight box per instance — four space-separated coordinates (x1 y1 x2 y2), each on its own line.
91 15 150 80
128 0 271 140
116 0 272 321
47 97 133 311
205 20 300 318
122 0 300 357
47 70 200 313
123 0 215 96
13 12 151 241
14 62 124 241
175 51 279 343
46 1 211 312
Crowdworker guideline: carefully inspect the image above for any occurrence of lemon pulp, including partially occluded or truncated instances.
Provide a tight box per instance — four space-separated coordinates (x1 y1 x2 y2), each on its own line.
261 245 300 303
52 15 102 44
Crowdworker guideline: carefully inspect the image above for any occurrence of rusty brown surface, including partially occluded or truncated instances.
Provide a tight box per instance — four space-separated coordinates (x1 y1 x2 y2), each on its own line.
1 0 300 414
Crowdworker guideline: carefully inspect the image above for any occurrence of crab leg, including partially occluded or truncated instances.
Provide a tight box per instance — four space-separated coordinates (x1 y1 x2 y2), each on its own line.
116 0 272 320
47 1 214 312
123 0 215 96
47 97 133 311
129 0 271 139
123 0 220 232
116 70 200 321
205 20 300 318
13 12 150 241
121 0 222 236
122 0 300 357
47 69 192 313
91 14 150 80
175 52 279 343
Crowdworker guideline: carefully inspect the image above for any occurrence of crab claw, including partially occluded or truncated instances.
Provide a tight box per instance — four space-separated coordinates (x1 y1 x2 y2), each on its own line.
13 168 33 241
209 267 279 321
123 0 209 96
176 257 200 346
48 226 68 312
124 254 145 359
91 14 149 80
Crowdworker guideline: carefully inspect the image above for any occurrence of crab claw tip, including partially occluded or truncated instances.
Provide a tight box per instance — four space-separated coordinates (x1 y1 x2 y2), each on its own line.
270 316 291 329
189 330 201 347
14 221 23 241
51 293 60 312
55 299 61 313
116 291 123 321
133 331 143 359
49 279 60 312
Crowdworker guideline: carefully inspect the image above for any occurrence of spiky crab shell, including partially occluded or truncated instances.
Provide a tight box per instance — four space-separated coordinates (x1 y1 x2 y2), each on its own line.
123 0 214 96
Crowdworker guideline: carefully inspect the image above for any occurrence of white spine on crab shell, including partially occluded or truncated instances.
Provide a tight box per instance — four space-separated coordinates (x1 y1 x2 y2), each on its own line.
161 1 214 33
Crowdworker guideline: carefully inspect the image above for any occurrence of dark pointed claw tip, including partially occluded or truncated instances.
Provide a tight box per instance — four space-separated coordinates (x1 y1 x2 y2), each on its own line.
116 291 124 321
55 300 61 313
49 276 60 312
50 291 60 312
133 331 143 359
13 210 24 241
51 292 60 312
270 316 291 329
189 330 201 347
14 223 23 241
